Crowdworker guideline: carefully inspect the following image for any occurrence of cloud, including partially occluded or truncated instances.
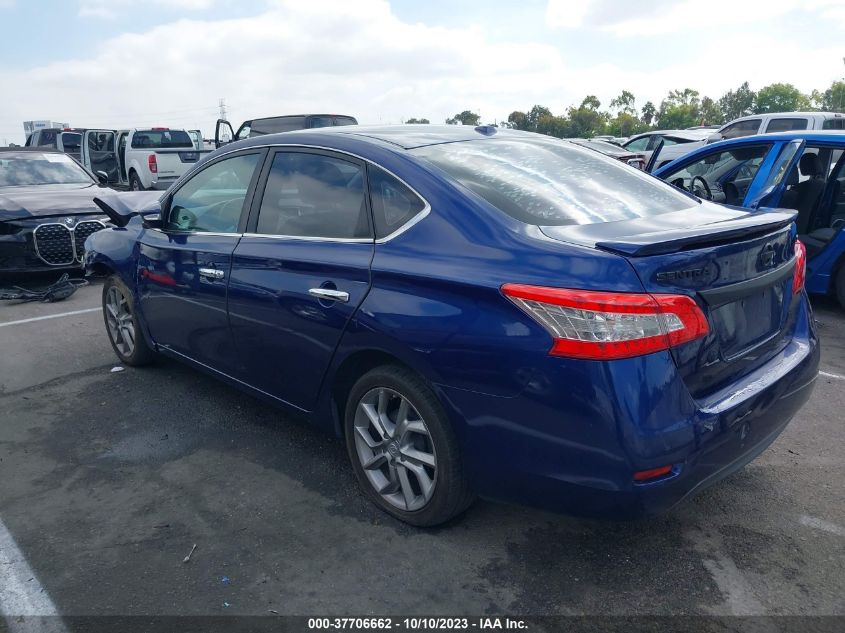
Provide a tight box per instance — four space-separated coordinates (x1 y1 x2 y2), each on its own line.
79 0 217 19
546 0 845 35
1 0 843 144
0 0 15 8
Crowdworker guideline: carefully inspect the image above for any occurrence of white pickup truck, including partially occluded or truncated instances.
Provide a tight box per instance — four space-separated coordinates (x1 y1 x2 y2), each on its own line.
80 128 212 190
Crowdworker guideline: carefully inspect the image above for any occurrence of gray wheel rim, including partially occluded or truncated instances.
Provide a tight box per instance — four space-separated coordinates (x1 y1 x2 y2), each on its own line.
105 286 135 357
353 387 437 512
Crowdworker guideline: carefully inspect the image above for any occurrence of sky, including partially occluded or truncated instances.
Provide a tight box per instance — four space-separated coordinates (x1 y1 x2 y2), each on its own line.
0 0 844 144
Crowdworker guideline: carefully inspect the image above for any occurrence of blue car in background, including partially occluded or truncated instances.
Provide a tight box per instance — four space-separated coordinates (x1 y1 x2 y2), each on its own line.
654 131 845 307
86 126 818 525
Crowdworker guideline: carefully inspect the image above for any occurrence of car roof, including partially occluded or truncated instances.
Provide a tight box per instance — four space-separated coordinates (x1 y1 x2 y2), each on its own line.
232 124 528 150
713 130 845 145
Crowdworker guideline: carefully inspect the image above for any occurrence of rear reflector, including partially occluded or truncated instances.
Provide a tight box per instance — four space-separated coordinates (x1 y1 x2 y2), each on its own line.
148 154 157 174
792 239 806 294
501 284 709 360
633 465 673 482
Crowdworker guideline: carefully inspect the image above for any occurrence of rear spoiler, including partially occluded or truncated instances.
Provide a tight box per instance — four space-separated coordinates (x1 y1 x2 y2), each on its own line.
593 210 797 257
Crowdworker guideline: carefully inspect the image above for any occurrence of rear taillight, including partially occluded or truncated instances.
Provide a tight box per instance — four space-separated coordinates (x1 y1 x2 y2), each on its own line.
501 284 709 360
148 154 157 173
792 239 806 294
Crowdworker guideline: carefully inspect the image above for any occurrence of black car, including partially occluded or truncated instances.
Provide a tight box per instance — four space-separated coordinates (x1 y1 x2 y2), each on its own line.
214 114 357 148
0 148 157 274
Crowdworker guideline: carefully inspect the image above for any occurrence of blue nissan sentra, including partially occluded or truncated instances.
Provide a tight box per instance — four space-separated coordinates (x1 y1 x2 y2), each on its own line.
85 125 819 526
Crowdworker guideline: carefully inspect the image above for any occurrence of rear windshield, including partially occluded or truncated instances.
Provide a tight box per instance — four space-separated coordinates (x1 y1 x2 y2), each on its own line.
60 132 81 148
412 137 695 226
131 130 193 149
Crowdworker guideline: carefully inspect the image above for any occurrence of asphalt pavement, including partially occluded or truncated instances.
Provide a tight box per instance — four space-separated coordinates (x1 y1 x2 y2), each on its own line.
0 279 843 622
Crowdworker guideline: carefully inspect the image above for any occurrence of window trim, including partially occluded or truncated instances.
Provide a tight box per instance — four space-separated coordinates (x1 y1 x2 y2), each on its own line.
231 143 430 244
159 147 267 235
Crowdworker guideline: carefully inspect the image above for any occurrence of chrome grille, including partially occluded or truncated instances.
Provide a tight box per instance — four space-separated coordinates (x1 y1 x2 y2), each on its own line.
33 224 74 265
73 221 106 262
33 220 107 266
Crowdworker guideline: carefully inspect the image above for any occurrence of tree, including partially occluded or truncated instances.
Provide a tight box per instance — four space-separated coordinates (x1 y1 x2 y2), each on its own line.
527 105 553 131
405 117 430 124
607 112 646 137
641 101 656 126
657 88 702 129
820 81 845 112
717 81 755 121
610 90 637 116
580 95 601 111
754 83 810 114
567 96 608 137
445 110 480 125
507 110 529 130
699 96 723 126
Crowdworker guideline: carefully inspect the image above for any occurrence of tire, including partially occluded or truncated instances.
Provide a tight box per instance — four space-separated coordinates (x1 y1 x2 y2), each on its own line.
836 265 845 310
344 364 474 526
129 171 145 191
102 275 155 366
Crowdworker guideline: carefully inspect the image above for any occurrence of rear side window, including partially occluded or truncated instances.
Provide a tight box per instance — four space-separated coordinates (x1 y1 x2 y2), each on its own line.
250 117 307 134
765 118 808 133
255 152 370 239
823 119 845 130
369 166 426 238
412 138 694 226
720 119 761 139
131 130 193 149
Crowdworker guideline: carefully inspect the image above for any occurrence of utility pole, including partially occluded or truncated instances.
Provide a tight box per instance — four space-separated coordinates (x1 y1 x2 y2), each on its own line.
218 98 227 121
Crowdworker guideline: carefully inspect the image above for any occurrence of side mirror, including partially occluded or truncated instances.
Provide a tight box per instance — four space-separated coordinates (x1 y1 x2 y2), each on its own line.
95 170 109 185
706 133 722 144
141 214 163 229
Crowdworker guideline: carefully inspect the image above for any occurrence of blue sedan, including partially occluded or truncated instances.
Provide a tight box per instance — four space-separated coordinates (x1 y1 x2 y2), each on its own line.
86 125 819 525
654 131 845 307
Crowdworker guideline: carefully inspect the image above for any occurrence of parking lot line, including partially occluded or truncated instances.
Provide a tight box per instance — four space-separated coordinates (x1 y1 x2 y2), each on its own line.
0 519 65 628
818 370 845 381
0 307 99 328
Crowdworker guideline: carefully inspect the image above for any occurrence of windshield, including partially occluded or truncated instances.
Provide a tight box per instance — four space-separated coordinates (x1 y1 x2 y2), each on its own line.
412 137 694 226
0 152 93 187
131 130 193 149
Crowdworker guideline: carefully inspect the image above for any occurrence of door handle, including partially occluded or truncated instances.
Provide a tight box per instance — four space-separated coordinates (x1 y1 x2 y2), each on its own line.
308 288 349 303
198 267 225 280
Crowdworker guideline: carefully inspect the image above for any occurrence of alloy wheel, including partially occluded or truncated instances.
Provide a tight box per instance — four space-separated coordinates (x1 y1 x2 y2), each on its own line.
353 387 437 512
105 286 135 357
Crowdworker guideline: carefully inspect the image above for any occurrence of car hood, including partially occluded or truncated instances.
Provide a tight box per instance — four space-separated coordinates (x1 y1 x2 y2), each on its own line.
0 184 159 222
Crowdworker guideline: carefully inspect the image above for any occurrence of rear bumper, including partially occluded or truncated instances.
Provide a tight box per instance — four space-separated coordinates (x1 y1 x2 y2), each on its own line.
439 299 819 519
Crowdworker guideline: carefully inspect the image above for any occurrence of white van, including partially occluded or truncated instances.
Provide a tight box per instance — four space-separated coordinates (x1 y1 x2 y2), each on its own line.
708 112 845 143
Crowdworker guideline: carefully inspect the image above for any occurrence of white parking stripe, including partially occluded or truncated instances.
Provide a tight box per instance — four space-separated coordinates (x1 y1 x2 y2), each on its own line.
799 515 845 537
0 519 66 631
0 307 99 328
819 370 845 381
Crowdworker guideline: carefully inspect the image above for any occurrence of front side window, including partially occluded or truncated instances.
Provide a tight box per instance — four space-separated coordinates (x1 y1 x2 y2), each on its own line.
413 138 694 226
255 152 370 239
661 144 771 204
822 119 845 130
369 166 426 238
166 153 259 232
765 118 808 133
720 119 761 139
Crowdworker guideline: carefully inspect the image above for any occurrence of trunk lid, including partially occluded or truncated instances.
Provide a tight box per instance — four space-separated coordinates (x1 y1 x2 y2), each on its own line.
541 203 800 398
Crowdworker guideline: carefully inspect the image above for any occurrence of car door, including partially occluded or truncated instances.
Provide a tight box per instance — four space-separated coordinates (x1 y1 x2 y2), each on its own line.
654 141 788 207
227 148 374 411
81 129 120 184
136 149 265 374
